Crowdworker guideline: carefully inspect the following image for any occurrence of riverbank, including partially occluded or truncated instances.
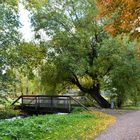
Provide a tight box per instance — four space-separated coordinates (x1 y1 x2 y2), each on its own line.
0 111 116 140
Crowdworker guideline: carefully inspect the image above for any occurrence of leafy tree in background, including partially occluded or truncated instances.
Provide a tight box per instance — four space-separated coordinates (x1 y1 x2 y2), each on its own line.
0 2 20 100
0 0 18 6
27 0 140 108
11 42 46 95
96 0 140 40
103 37 140 107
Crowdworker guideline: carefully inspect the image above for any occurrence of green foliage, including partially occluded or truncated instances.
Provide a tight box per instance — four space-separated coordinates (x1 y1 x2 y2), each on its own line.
25 0 48 10
0 0 18 7
0 93 8 104
0 106 20 119
0 3 19 47
0 111 115 140
71 107 85 113
0 2 20 94
103 37 140 107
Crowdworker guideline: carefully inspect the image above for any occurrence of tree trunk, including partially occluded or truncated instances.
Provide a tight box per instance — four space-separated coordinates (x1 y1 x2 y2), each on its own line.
89 84 111 108
89 92 111 108
70 74 111 108
117 97 123 108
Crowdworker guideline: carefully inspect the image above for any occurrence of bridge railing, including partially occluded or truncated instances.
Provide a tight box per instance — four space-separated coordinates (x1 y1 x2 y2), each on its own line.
12 95 88 113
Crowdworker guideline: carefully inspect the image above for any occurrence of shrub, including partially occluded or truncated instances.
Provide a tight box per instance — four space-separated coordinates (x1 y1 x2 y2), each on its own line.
0 106 20 119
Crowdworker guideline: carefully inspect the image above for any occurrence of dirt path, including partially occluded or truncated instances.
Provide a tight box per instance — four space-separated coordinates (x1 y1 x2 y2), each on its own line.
95 110 140 140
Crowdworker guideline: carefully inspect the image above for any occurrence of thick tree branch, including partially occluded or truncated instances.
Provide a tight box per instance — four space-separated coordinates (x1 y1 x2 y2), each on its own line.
103 64 113 77
67 71 89 93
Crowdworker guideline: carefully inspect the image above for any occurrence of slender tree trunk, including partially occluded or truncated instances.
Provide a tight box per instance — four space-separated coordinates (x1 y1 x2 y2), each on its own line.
116 93 124 108
14 83 17 97
26 76 29 95
20 85 23 96
117 97 123 108
88 84 111 108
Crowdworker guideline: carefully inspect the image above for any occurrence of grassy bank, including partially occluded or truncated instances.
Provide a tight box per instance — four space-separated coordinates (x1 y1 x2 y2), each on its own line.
0 111 116 140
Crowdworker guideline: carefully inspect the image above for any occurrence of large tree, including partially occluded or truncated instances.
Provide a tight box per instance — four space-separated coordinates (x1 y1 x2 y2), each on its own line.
26 0 140 108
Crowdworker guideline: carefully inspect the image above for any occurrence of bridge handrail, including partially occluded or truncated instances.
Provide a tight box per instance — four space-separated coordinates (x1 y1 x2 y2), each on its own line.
19 95 70 97
11 96 22 106
11 95 89 111
70 96 89 110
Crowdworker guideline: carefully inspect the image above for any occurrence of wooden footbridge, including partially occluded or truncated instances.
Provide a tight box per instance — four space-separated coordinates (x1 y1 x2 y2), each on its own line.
12 95 89 114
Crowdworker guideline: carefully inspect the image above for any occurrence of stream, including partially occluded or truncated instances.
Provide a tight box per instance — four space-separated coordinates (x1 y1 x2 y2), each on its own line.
0 112 68 122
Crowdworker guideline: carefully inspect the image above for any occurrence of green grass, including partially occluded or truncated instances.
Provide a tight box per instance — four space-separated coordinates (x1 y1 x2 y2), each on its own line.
0 111 116 140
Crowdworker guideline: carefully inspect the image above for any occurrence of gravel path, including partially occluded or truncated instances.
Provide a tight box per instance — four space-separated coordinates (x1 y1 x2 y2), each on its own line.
95 111 140 140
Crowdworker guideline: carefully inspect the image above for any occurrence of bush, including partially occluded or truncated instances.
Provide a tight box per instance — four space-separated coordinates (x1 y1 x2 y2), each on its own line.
72 107 86 113
0 106 20 119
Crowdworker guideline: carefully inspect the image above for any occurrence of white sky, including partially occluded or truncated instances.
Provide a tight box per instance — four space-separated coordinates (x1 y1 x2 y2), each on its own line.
18 2 50 42
18 2 34 42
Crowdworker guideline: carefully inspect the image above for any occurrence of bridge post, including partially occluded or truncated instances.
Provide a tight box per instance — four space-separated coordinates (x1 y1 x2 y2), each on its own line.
51 97 53 112
35 96 38 111
68 97 71 112
21 96 23 109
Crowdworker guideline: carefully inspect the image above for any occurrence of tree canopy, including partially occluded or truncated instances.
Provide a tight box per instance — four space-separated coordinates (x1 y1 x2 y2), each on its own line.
96 0 140 40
